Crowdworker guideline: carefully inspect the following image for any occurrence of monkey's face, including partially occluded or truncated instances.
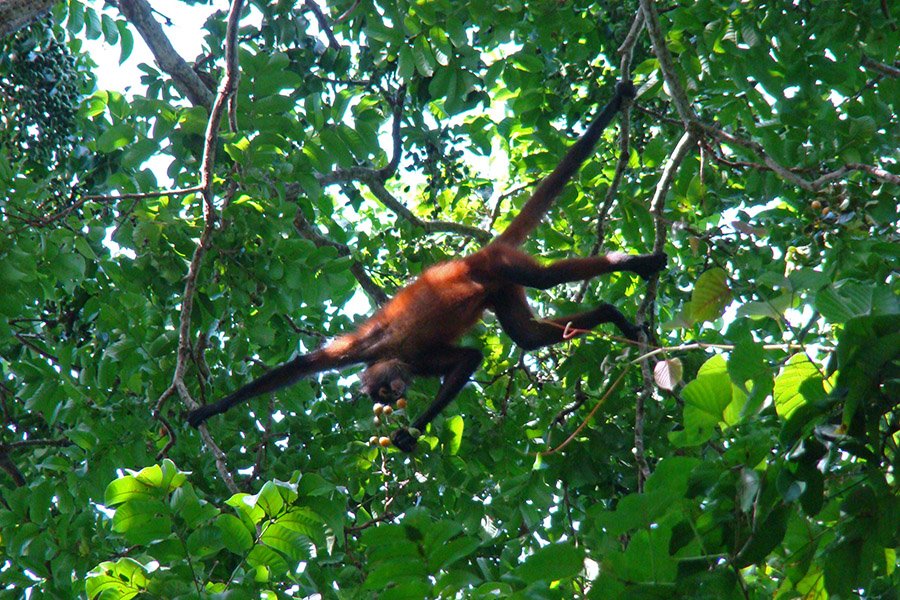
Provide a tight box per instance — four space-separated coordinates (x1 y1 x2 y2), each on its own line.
361 359 410 403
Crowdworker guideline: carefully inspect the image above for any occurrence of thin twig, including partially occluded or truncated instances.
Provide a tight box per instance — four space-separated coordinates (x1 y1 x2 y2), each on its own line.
538 366 631 456
304 0 341 50
638 0 696 124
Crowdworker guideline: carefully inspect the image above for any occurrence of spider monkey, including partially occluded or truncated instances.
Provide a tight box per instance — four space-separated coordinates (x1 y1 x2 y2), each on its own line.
188 80 666 451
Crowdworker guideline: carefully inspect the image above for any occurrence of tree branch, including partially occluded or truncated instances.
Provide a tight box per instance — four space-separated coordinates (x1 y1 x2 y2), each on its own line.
365 180 491 243
633 130 696 490
0 0 56 38
292 209 389 305
861 54 900 78
118 0 215 108
146 0 245 495
304 0 341 51
638 0 696 124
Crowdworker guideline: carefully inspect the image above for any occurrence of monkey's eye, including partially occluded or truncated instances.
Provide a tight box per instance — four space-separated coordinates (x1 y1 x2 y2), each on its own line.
378 387 391 399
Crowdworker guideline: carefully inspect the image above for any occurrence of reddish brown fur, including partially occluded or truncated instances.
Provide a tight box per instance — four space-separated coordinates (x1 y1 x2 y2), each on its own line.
187 80 664 452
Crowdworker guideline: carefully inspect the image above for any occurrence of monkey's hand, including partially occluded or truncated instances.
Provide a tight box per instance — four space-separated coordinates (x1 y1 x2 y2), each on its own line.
623 321 652 342
616 80 636 100
634 252 668 280
391 428 418 452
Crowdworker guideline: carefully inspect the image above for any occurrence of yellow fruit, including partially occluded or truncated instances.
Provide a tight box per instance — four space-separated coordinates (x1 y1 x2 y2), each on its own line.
378 436 391 447
383 405 394 416
368 436 378 445
811 200 822 210
373 403 384 415
396 398 407 409
373 416 381 426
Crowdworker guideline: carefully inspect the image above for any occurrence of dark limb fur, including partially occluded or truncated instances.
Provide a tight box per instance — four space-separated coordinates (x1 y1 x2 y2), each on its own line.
492 286 646 349
187 350 352 427
391 346 483 452
493 80 636 247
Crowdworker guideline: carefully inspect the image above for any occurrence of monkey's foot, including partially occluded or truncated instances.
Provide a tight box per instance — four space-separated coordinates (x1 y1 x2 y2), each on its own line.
391 428 418 452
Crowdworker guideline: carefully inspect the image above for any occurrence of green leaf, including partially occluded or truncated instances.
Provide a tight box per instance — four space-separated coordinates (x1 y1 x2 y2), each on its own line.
111 499 172 545
773 354 824 420
117 20 134 63
216 513 254 554
815 281 874 323
86 558 150 599
445 415 464 455
104 476 153 507
691 268 732 322
398 45 415 81
246 544 290 574
101 13 119 44
514 543 585 584
428 535 480 571
96 123 135 153
254 481 286 518
678 355 732 444
186 526 224 559
260 522 312 562
67 0 84 34
412 35 436 77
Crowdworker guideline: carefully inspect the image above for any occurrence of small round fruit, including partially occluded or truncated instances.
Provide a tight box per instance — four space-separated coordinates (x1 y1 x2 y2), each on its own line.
821 206 831 217
383 405 394 416
396 398 407 409
378 436 391 447
372 403 384 416
811 200 822 210
368 436 378 445
373 416 381 427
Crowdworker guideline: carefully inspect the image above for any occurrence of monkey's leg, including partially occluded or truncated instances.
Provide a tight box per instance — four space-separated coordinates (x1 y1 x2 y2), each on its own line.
493 285 642 350
494 248 666 289
390 346 483 451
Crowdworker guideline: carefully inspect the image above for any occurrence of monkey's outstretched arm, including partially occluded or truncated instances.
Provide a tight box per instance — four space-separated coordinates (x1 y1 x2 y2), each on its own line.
390 346 483 452
187 349 356 427
493 80 636 247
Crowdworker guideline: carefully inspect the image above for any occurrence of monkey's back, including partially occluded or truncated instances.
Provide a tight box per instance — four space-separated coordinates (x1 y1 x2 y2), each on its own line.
360 259 490 361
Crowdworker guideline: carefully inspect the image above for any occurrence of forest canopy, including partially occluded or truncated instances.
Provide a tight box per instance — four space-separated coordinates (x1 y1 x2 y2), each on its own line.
0 0 897 598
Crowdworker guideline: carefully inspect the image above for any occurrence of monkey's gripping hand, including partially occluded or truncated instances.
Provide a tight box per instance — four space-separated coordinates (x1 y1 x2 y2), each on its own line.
616 79 636 100
391 428 418 452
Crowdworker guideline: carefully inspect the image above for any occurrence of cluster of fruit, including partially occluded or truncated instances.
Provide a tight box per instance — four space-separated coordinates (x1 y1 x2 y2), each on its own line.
367 399 419 448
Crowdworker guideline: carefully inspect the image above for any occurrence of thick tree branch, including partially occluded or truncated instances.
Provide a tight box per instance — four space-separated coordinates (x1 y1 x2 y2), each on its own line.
118 0 214 108
0 0 55 38
148 0 245 495
293 209 389 305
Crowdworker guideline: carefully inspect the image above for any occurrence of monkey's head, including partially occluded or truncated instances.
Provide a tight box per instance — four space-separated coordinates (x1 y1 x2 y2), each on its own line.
361 359 410 403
